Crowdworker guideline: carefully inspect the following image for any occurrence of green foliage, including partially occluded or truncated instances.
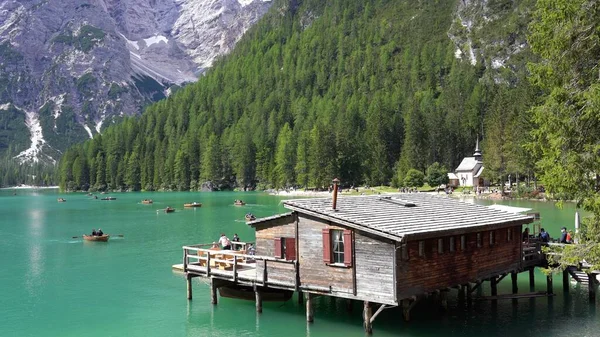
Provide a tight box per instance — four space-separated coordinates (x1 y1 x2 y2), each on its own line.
0 104 29 154
132 74 165 101
426 162 449 188
108 83 128 99
57 0 537 191
52 25 106 53
404 169 425 188
528 0 600 271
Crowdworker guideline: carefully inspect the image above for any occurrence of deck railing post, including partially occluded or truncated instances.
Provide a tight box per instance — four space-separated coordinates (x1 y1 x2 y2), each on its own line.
206 252 211 276
183 248 188 272
233 257 238 283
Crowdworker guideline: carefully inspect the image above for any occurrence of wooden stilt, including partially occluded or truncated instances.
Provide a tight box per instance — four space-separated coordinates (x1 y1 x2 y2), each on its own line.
440 290 448 310
458 284 466 302
363 301 373 333
255 290 263 313
297 291 304 305
588 273 596 302
346 299 353 312
306 293 314 322
490 277 498 297
529 268 535 289
466 283 472 306
210 278 218 305
563 270 569 293
186 273 193 300
546 274 553 295
511 272 518 294
401 299 413 321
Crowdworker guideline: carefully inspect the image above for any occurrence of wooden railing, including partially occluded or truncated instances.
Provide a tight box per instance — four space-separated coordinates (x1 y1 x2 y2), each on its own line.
182 244 300 290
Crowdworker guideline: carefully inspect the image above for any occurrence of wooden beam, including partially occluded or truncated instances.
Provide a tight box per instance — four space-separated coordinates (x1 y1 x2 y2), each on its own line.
370 304 391 324
563 270 569 293
511 272 518 294
186 273 192 300
255 290 262 313
210 278 218 305
363 301 373 333
306 293 314 323
477 291 553 300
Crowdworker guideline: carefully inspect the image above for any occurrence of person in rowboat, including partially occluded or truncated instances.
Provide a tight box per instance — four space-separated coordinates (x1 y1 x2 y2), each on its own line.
91 229 97 236
97 228 104 236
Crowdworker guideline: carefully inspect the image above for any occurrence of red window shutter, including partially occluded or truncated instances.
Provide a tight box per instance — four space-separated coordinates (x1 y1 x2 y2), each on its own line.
322 229 332 263
285 238 296 260
274 237 282 259
343 230 353 267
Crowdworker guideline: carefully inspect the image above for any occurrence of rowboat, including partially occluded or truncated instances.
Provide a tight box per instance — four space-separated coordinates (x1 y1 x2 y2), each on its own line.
164 207 175 213
57 198 66 202
101 197 117 200
245 214 256 221
183 202 202 208
234 200 245 206
83 234 110 242
218 285 293 302
141 199 153 204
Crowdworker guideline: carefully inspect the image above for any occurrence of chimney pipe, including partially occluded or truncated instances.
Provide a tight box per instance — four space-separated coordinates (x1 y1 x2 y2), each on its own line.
332 178 340 210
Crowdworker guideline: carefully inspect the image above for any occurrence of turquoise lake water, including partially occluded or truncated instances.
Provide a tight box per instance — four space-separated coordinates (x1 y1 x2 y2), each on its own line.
1 189 598 337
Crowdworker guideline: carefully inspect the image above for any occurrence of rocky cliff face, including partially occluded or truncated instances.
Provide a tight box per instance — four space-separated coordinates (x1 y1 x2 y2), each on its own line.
0 0 271 163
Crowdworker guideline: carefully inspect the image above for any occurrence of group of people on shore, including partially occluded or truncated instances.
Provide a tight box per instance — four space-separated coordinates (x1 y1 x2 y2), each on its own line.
90 228 104 236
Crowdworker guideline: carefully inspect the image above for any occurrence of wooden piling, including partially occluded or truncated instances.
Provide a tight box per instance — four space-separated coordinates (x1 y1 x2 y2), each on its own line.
466 283 472 306
458 284 466 302
546 274 553 295
186 273 193 300
529 268 535 289
346 299 353 312
363 301 373 333
511 272 518 294
297 291 304 305
255 290 263 313
588 273 596 301
401 298 412 321
562 270 569 293
210 278 218 305
440 290 448 310
490 277 498 297
306 293 314 322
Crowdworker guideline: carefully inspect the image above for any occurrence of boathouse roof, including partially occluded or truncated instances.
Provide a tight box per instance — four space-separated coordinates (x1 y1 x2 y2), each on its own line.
282 194 532 241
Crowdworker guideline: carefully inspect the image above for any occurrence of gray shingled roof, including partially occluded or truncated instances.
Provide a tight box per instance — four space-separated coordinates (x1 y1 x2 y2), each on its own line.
283 194 532 241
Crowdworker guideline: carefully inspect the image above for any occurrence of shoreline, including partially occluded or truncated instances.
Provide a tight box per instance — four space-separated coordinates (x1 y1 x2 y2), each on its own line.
1 185 59 190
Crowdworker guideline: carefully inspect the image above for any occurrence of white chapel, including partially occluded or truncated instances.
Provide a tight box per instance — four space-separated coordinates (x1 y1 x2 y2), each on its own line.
448 140 484 188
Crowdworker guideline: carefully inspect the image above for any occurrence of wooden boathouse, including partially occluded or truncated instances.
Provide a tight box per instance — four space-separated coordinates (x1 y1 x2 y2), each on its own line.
179 187 552 332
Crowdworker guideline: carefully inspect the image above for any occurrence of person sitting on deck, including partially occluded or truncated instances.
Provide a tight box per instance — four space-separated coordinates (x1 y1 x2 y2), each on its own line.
566 230 573 244
219 234 232 250
211 242 220 249
560 227 568 243
97 228 103 236
538 228 550 242
522 227 530 242
246 243 256 256
91 229 97 236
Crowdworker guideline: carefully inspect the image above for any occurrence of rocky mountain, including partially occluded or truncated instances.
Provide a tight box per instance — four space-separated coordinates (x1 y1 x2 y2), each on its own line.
0 0 272 164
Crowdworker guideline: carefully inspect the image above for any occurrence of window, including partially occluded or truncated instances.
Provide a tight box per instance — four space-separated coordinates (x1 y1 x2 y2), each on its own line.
418 241 425 257
507 228 512 242
274 237 296 260
449 237 455 252
489 231 496 246
438 238 444 254
476 233 482 248
332 230 345 263
322 228 353 266
460 235 466 251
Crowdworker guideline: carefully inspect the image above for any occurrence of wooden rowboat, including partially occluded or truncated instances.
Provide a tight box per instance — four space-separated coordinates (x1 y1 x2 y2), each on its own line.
183 202 202 208
101 197 117 200
57 198 66 202
234 200 245 206
83 234 110 242
141 199 153 204
164 207 175 213
245 214 256 221
219 285 293 302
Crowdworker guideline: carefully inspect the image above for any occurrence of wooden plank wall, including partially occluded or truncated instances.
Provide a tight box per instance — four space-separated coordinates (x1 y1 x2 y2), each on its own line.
298 214 354 294
255 216 297 284
354 232 396 303
396 225 522 300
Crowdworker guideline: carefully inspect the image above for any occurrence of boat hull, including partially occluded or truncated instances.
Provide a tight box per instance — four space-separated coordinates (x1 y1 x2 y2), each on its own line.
83 235 110 242
183 203 202 208
218 286 293 302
